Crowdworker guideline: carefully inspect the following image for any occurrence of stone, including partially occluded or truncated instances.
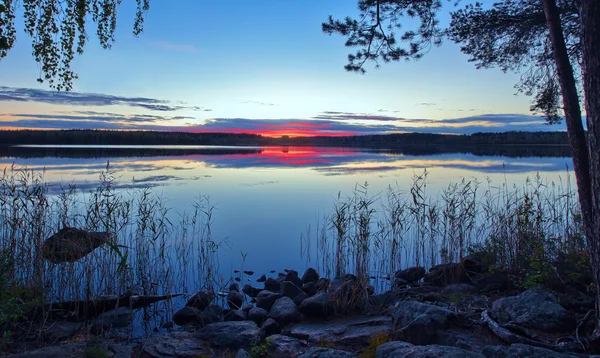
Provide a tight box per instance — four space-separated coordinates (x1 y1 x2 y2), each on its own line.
242 304 254 313
173 306 201 326
257 274 267 283
299 292 335 319
196 321 263 349
294 292 309 306
248 307 269 325
90 307 133 335
471 272 509 293
424 263 469 285
461 252 491 275
490 289 575 333
225 309 247 321
199 303 224 325
266 334 310 357
230 283 241 291
185 289 214 310
42 227 108 264
256 290 282 311
394 266 426 283
142 331 205 357
235 349 252 358
391 301 465 345
303 282 318 296
286 271 305 288
302 268 320 283
9 343 85 358
262 317 281 336
442 283 479 296
482 343 578 358
376 343 485 358
315 278 331 292
43 321 81 343
242 284 262 298
297 347 356 358
281 280 304 299
268 296 302 325
227 289 244 309
264 277 281 292
330 276 369 314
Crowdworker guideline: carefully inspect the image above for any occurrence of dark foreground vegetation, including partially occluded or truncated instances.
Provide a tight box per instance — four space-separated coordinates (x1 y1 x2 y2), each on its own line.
1 167 597 357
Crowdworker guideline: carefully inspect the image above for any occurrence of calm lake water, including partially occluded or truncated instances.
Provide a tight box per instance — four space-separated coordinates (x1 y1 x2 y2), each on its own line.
0 145 574 279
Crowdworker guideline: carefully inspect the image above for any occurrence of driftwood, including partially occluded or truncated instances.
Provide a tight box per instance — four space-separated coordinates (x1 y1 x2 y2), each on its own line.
481 310 555 349
42 227 109 264
48 293 184 320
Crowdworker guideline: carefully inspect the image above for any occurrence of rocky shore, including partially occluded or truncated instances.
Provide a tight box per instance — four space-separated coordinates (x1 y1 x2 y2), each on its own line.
7 252 600 357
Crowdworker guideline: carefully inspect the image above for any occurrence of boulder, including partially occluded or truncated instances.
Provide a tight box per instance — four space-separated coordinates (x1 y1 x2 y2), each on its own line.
266 334 310 357
257 274 267 283
303 282 318 296
461 252 491 275
256 290 282 311
185 289 214 310
442 283 479 297
235 349 252 358
199 303 224 325
173 306 201 326
242 284 262 298
330 276 369 314
227 289 244 309
264 278 281 292
248 307 269 325
268 296 302 325
302 268 320 283
391 301 465 345
281 280 304 299
490 289 575 333
90 307 133 335
225 309 247 321
315 278 331 292
294 292 309 306
262 317 281 336
482 343 577 358
196 321 263 349
142 331 205 357
299 292 335 319
424 263 469 285
9 343 85 358
394 266 426 283
471 272 509 293
285 271 305 288
42 321 81 343
298 347 356 358
376 342 484 358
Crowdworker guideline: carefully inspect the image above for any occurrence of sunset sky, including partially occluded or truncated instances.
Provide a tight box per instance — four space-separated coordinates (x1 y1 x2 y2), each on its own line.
0 1 566 137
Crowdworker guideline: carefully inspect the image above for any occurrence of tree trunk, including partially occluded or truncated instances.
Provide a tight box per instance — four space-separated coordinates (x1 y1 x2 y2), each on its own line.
579 0 600 335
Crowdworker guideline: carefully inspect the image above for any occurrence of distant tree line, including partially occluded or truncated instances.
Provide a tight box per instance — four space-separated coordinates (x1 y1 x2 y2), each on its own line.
0 129 569 149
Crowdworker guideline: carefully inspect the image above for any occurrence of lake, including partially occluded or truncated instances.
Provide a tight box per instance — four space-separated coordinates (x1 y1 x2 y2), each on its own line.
0 145 575 283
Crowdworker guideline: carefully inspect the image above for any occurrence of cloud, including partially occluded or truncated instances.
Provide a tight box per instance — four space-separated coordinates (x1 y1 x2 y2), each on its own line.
151 40 201 53
416 102 436 107
0 87 210 112
241 100 277 106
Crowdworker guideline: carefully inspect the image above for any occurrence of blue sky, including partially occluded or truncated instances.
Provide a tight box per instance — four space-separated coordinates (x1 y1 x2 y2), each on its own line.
0 1 565 136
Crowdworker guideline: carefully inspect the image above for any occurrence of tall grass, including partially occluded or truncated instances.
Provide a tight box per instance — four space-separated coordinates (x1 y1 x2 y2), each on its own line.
308 169 583 284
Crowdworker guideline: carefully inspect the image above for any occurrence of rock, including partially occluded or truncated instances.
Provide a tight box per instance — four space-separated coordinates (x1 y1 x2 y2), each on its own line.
256 290 282 311
268 296 302 325
185 289 214 310
242 284 262 298
142 331 205 357
303 282 318 296
482 343 576 358
199 303 224 325
281 280 304 299
227 289 244 309
471 272 509 293
438 330 488 353
264 277 281 292
43 321 81 343
442 283 479 296
395 266 426 283
299 292 335 319
244 270 254 275
242 304 254 313
297 347 356 358
285 316 392 348
315 278 331 292
393 277 409 289
235 349 252 358
302 268 320 283
173 306 201 326
262 317 281 336
248 307 269 325
257 274 267 283
225 309 247 321
490 289 575 333
267 334 310 357
424 263 469 285
391 301 465 345
42 227 108 264
230 283 241 291
294 292 309 306
196 321 263 349
90 307 133 334
9 343 85 358
330 276 369 314
376 343 484 358
461 252 491 275
286 271 305 288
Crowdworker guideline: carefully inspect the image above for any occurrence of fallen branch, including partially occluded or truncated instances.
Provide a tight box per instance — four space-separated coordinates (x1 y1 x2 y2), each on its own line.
575 309 593 351
481 310 555 350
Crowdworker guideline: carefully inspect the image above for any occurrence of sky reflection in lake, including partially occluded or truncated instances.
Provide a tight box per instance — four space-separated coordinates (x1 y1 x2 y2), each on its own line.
0 145 574 275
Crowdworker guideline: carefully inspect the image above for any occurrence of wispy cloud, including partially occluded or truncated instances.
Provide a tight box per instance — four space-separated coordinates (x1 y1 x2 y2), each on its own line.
0 87 211 112
151 40 201 53
241 100 277 107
